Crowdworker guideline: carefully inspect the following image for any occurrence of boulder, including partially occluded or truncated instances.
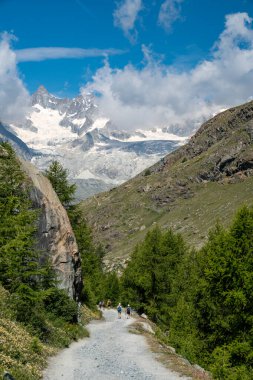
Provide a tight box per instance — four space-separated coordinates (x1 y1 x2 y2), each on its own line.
20 160 82 300
139 322 155 335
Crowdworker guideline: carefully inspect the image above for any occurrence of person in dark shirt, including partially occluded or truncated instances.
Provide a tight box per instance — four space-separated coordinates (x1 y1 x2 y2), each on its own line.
126 304 131 319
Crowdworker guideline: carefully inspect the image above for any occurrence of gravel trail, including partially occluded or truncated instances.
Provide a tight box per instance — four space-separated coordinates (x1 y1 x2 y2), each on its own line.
43 309 189 380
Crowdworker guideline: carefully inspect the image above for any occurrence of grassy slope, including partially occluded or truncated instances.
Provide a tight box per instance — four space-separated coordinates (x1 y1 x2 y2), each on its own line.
0 286 54 380
0 285 101 380
80 100 253 268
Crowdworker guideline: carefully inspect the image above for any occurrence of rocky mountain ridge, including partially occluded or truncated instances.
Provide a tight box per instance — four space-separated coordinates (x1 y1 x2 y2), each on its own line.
0 122 34 160
80 100 253 270
8 86 187 200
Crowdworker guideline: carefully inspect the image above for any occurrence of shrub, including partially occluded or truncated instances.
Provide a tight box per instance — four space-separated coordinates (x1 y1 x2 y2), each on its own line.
44 288 78 323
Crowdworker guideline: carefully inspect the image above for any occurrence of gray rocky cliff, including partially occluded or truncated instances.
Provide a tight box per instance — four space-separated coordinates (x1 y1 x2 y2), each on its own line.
20 159 82 300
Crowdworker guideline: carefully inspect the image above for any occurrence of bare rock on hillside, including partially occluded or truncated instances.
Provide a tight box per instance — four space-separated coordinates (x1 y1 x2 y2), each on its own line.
21 160 82 300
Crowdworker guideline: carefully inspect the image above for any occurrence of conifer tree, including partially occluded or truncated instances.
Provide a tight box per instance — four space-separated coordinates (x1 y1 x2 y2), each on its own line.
68 206 106 307
194 207 253 376
0 142 47 325
121 227 187 323
45 160 76 207
0 143 39 292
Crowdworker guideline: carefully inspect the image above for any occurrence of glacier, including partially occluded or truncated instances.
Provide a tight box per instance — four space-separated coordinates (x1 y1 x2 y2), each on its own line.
7 86 188 200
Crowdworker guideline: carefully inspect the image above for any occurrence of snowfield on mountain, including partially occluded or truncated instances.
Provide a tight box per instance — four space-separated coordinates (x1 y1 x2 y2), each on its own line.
8 86 187 199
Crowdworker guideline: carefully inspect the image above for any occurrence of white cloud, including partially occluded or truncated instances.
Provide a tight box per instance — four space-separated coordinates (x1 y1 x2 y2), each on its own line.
158 0 183 32
81 13 253 135
15 47 125 62
113 0 142 42
0 33 30 124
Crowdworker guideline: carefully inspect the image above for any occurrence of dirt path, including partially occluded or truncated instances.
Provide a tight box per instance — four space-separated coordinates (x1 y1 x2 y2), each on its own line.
43 309 190 380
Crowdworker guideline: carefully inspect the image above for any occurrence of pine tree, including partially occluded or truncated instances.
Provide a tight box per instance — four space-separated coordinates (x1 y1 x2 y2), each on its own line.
45 160 76 207
0 143 40 293
191 207 253 377
121 226 187 323
68 206 106 307
0 143 48 326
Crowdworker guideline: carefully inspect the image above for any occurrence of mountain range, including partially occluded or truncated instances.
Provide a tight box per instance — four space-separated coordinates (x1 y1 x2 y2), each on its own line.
3 86 187 200
79 100 253 270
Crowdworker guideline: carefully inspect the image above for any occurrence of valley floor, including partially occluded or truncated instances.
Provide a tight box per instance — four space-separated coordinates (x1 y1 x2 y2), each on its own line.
43 309 189 380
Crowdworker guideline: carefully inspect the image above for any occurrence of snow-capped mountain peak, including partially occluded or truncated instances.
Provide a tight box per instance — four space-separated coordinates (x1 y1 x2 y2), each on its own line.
32 85 60 108
10 86 188 200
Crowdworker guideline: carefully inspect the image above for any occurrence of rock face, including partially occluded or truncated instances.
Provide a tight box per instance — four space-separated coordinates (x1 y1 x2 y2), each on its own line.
20 159 82 300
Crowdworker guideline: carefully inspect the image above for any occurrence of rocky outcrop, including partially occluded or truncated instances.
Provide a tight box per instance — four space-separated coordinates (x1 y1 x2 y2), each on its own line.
20 160 82 300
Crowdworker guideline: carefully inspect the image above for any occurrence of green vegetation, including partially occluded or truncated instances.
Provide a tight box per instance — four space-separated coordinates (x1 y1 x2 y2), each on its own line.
0 143 88 379
68 206 106 308
2 97 253 379
121 227 187 325
44 160 76 207
69 208 121 308
121 205 253 379
45 159 120 307
80 100 253 266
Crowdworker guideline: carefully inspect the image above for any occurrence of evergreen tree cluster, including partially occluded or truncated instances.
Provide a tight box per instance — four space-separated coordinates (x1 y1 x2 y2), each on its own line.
121 207 253 379
0 143 84 343
44 160 76 207
68 206 120 308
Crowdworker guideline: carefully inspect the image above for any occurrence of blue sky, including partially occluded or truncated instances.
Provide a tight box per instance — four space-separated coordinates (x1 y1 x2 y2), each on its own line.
0 0 252 96
1 0 253 132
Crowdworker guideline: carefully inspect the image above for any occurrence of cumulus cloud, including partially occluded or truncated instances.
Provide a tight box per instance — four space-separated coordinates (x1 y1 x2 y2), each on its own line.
158 0 184 32
15 47 126 62
0 33 30 124
113 0 142 42
81 13 253 135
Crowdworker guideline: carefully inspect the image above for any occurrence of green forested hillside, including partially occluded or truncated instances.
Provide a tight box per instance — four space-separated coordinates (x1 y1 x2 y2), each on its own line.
121 206 253 379
80 100 253 268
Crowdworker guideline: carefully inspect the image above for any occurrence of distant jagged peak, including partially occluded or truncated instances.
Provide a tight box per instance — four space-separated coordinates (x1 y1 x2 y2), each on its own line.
37 85 50 94
32 86 96 114
32 85 59 108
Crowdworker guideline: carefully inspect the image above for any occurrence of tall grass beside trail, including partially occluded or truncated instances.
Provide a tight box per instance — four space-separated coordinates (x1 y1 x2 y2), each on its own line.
0 284 93 380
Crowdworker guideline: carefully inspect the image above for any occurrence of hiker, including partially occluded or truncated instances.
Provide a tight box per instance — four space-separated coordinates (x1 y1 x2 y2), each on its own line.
117 303 122 318
99 300 102 310
107 299 111 308
126 304 131 319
